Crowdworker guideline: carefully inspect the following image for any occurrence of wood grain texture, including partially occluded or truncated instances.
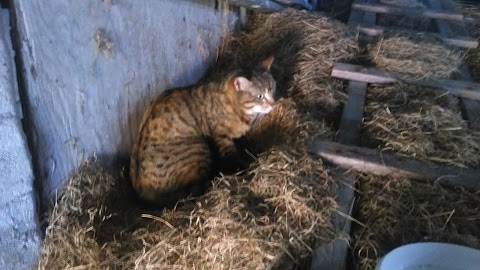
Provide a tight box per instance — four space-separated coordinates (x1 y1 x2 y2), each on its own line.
352 2 463 21
355 23 478 48
11 0 238 203
310 140 480 189
310 1 375 269
311 141 480 188
332 63 480 101
337 81 367 145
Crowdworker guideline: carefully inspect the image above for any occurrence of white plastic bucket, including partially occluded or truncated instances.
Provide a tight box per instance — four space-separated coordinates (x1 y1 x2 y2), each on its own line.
375 242 480 270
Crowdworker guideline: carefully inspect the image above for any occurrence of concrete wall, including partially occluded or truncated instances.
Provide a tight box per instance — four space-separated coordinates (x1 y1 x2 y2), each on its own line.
11 0 238 204
0 8 41 270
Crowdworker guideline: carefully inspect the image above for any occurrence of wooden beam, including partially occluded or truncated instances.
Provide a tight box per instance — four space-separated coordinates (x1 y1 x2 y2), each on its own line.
355 24 478 49
337 81 367 144
225 0 284 11
331 63 480 101
352 2 464 21
310 140 480 189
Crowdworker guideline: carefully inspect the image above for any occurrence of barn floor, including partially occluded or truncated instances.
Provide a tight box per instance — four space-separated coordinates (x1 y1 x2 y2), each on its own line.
0 8 41 270
1 0 479 269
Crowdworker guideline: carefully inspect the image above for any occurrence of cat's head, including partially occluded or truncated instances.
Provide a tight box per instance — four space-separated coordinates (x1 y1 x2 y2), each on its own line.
232 56 276 116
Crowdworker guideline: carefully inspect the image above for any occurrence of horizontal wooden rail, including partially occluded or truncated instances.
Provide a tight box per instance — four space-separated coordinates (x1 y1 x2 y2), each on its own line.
331 63 480 101
352 2 463 21
310 140 480 189
355 24 479 49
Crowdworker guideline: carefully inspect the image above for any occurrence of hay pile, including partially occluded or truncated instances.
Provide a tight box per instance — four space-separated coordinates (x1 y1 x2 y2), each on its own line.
352 83 480 269
214 8 359 120
352 174 480 270
351 10 480 269
38 10 359 269
368 34 463 79
361 84 480 167
38 100 338 269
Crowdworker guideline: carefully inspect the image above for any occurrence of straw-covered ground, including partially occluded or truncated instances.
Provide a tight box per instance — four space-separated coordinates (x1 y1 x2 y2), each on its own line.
351 6 480 269
361 83 480 167
213 9 359 121
352 83 480 270
368 34 463 80
38 9 359 270
37 4 480 269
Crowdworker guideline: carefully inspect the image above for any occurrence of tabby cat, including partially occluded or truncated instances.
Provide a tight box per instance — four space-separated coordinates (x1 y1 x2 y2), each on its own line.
130 56 276 206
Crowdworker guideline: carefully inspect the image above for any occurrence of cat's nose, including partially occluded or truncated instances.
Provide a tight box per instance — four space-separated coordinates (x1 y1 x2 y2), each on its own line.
266 98 275 106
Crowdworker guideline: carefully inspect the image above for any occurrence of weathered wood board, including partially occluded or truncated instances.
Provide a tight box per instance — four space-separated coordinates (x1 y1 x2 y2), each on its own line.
310 140 480 189
309 1 375 269
11 0 238 204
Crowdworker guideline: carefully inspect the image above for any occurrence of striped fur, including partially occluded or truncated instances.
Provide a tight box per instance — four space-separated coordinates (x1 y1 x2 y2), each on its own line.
130 56 276 206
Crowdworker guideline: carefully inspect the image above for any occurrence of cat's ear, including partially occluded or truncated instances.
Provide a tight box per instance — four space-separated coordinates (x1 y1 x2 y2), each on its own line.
259 55 274 71
233 76 251 91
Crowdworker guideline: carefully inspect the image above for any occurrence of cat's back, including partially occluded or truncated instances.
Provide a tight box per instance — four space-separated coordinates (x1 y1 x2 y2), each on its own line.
139 84 211 140
130 83 215 204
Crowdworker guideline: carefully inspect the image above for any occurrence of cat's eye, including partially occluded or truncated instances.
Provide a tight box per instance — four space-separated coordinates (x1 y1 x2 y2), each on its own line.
257 94 264 100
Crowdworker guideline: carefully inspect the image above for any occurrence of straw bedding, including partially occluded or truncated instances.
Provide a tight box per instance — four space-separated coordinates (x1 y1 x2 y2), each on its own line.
213 9 359 120
368 34 463 80
351 174 480 270
361 83 480 167
351 7 480 268
38 9 359 270
38 100 338 269
37 5 480 269
352 83 480 269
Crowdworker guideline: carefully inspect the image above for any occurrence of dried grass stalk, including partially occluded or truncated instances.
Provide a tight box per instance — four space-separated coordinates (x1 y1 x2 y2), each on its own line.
38 99 339 269
368 34 463 79
351 174 480 270
38 9 360 269
361 83 480 168
214 9 359 118
37 161 118 269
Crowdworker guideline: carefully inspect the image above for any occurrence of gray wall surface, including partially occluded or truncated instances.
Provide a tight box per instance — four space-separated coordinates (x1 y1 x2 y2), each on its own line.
11 0 238 204
0 8 41 270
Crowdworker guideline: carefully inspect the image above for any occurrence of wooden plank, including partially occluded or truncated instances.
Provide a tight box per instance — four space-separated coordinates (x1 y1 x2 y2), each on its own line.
225 0 284 11
332 63 480 101
310 1 374 269
310 140 480 189
10 0 239 203
311 82 368 270
337 81 367 144
355 24 478 49
352 2 464 21
427 0 480 132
